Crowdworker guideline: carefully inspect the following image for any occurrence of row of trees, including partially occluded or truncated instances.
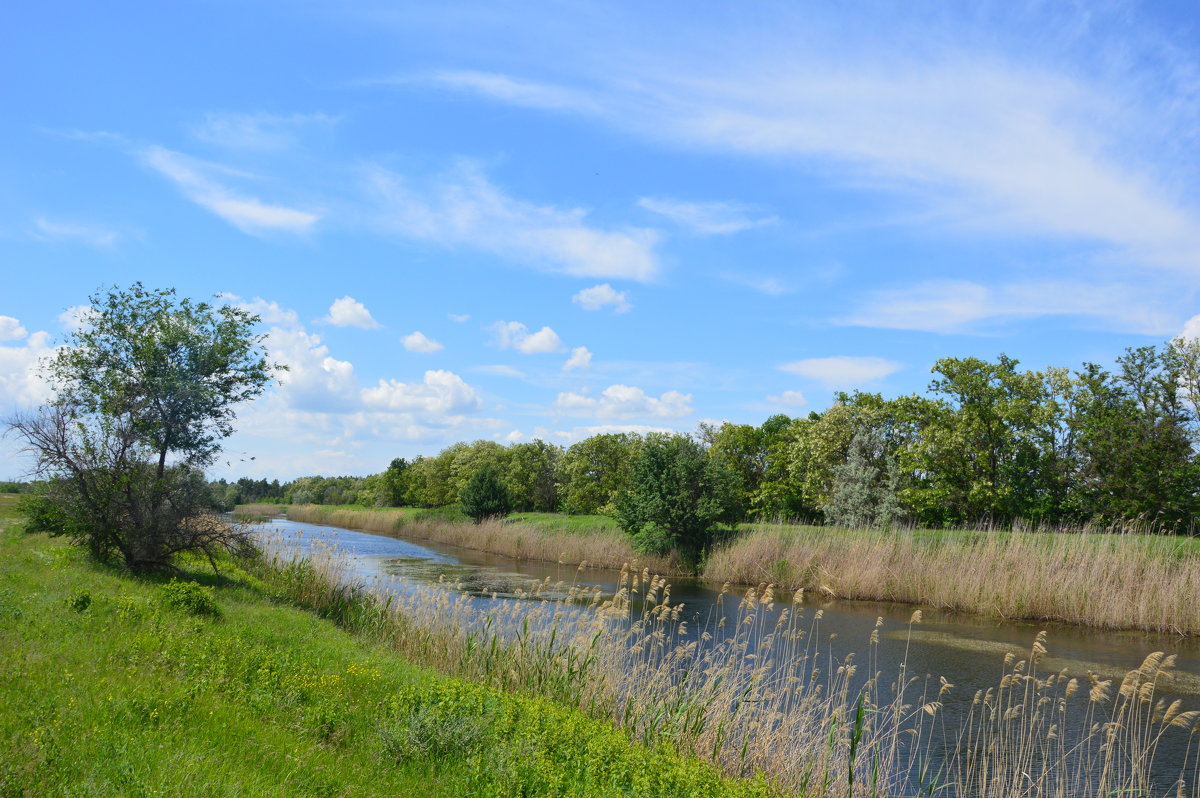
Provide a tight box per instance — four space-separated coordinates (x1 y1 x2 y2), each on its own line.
258 340 1200 531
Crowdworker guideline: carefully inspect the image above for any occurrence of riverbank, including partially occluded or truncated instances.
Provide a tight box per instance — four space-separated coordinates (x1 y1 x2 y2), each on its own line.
0 526 771 797
264 503 1200 635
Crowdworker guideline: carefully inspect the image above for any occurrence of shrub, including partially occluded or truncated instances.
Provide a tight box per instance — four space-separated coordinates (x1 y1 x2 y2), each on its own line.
158 578 219 617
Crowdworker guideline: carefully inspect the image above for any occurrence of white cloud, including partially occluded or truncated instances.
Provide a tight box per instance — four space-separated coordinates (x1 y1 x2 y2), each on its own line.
1182 315 1200 341
191 111 337 151
476 364 526 378
58 305 94 333
0 331 55 408
366 161 661 281
426 61 1200 271
767 390 808 407
448 313 471 323
0 316 27 342
503 429 525 443
33 217 119 247
841 279 1176 335
361 370 482 414
572 284 631 313
554 384 692 420
218 294 300 327
489 321 564 354
563 346 592 371
267 326 358 412
142 146 319 234
534 423 678 444
401 331 443 353
637 197 777 235
323 296 381 329
779 357 902 388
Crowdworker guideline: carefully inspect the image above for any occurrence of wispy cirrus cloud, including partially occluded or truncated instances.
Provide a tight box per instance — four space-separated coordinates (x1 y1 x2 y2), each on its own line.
840 279 1178 335
416 50 1200 272
141 146 320 234
779 356 901 388
366 161 661 281
32 217 120 247
191 110 338 151
637 197 777 235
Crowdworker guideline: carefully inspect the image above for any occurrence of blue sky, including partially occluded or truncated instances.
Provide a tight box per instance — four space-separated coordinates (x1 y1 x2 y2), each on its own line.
3 0 1200 479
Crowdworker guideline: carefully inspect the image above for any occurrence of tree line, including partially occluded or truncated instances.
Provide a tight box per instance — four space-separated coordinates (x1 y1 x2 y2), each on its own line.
239 338 1200 532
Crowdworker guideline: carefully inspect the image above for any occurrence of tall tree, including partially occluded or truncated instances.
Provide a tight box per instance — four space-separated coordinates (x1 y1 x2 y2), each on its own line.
614 434 742 567
9 284 277 570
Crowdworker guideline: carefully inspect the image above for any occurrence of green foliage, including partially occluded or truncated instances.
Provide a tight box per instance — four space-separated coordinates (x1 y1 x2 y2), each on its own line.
823 427 901 529
507 439 563 511
158 578 220 616
558 433 642 515
614 434 742 566
6 284 275 570
459 465 513 524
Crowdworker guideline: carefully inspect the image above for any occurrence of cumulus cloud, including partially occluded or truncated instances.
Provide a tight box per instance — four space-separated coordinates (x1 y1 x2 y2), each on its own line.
572 284 631 313
323 296 381 329
767 390 808 406
563 346 592 371
490 321 564 354
267 326 358 412
218 294 299 327
0 316 27 342
361 370 482 414
142 146 319 234
554 384 692 420
448 313 471 323
366 161 661 281
779 357 902 388
637 197 777 235
0 331 55 408
401 331 444 353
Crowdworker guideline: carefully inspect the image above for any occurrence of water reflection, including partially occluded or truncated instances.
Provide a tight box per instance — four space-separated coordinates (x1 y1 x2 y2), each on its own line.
259 516 1200 794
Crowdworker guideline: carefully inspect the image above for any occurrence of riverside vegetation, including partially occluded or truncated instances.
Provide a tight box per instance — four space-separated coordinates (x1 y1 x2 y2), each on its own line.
0 517 770 797
271 503 1200 636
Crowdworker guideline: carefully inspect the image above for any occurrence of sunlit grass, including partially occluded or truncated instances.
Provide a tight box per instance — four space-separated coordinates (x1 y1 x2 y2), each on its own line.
0 527 773 797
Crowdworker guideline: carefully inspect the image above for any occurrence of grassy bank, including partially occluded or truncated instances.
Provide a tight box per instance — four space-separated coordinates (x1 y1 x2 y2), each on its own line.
262 504 1200 635
0 528 770 797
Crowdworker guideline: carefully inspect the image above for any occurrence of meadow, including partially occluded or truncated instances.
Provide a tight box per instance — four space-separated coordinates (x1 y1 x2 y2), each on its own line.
265 503 1200 635
0 523 770 797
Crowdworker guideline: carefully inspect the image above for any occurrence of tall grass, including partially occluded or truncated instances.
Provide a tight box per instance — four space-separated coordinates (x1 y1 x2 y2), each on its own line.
278 505 1200 635
284 503 672 572
250 532 1200 797
705 524 1200 635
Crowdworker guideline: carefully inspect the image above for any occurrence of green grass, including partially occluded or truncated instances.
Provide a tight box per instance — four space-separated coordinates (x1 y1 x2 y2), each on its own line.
0 526 772 797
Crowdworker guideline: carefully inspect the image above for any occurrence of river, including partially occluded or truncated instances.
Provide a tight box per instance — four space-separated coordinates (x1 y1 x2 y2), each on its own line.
261 515 1200 795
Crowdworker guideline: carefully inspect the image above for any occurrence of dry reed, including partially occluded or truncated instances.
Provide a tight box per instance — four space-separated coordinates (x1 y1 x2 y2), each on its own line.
251 530 1200 797
704 524 1200 636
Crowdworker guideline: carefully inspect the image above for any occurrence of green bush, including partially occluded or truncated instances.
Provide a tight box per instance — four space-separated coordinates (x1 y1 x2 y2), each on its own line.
158 579 219 617
460 465 512 524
